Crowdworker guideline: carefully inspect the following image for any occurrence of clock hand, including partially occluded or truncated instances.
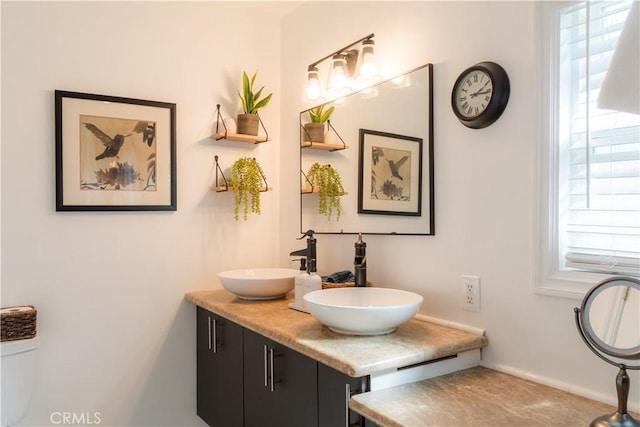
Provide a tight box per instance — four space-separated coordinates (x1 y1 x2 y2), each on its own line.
470 80 491 98
470 89 492 99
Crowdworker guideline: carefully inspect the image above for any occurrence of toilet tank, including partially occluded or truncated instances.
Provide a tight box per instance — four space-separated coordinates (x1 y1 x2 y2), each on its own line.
1 336 40 427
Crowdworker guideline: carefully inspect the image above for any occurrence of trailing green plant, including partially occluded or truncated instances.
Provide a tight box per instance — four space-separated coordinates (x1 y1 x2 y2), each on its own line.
306 163 344 221
308 104 335 124
237 71 273 114
231 157 266 221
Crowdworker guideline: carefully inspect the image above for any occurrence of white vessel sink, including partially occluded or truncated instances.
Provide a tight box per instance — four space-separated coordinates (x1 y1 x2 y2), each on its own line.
217 268 298 300
303 287 423 335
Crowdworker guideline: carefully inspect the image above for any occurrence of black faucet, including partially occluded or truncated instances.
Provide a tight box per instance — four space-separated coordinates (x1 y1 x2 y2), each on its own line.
354 233 366 287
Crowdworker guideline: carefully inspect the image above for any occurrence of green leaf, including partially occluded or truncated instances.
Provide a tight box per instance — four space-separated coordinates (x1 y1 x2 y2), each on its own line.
237 90 247 113
238 70 271 114
253 92 272 112
320 106 334 123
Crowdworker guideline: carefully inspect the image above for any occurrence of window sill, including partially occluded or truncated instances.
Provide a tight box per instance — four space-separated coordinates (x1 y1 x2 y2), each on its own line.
535 268 626 300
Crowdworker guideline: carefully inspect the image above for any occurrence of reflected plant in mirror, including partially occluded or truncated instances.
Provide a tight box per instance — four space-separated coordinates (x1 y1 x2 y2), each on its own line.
304 163 344 221
304 104 335 143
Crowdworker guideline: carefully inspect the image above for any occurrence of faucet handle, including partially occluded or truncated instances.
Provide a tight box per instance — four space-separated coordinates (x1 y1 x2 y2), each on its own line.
289 248 307 257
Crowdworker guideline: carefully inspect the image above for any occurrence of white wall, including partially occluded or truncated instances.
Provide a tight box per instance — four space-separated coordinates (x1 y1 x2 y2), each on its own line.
280 0 639 410
2 2 637 426
1 2 295 426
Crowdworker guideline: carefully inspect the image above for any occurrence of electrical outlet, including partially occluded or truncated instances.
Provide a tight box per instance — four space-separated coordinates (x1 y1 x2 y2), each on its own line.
462 275 480 312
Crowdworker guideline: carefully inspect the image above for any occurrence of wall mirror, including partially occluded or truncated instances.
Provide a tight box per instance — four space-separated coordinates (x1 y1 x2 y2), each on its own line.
299 63 434 235
575 276 640 427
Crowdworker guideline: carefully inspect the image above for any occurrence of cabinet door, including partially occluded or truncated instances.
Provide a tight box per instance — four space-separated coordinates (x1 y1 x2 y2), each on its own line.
243 328 318 427
196 307 243 427
318 362 371 427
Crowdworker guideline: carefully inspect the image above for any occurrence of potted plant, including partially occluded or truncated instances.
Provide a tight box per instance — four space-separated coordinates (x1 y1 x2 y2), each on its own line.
231 157 266 221
306 162 344 221
304 104 335 143
237 71 273 136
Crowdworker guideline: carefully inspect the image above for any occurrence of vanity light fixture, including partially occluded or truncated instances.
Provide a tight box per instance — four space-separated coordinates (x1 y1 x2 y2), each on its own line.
304 33 381 102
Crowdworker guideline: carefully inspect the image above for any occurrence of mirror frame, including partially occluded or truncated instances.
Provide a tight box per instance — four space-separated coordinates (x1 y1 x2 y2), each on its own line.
299 63 434 236
579 276 640 360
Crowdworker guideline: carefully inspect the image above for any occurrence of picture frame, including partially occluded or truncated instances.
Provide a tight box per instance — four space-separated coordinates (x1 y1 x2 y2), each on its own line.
358 129 423 216
55 90 176 211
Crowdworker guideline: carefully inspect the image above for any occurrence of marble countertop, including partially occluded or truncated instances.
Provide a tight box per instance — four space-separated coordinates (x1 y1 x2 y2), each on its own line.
350 366 633 427
185 289 487 377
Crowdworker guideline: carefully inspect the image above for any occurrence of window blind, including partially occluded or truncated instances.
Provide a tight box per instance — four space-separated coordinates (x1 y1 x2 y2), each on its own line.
558 0 640 275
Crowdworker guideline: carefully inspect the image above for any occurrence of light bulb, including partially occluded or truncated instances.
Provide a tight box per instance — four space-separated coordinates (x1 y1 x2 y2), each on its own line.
329 55 348 89
358 39 377 78
306 66 321 100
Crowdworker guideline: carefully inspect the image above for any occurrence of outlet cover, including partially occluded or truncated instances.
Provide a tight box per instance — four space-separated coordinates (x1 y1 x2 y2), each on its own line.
462 275 480 312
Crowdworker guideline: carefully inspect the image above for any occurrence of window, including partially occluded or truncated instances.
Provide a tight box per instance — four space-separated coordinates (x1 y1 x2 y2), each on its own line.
537 1 639 297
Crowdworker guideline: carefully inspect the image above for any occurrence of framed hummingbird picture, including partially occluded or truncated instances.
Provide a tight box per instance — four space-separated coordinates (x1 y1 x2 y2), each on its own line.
55 90 176 211
357 129 423 216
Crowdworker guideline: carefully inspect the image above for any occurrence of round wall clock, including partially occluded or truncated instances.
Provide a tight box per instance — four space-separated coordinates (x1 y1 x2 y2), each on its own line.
451 61 510 129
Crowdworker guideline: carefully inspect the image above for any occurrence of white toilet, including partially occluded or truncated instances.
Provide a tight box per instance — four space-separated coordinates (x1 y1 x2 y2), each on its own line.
0 335 40 427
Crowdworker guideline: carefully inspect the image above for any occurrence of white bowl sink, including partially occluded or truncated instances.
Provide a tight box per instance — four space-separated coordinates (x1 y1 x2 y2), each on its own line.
303 287 423 335
217 268 298 300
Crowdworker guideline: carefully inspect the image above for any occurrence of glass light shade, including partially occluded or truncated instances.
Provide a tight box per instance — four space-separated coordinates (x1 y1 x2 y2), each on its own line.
391 75 411 89
358 39 377 78
306 66 322 101
328 54 348 90
360 86 379 99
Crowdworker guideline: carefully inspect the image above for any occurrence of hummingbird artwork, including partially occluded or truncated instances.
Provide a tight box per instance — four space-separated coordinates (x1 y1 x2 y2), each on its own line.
386 155 409 181
82 123 132 161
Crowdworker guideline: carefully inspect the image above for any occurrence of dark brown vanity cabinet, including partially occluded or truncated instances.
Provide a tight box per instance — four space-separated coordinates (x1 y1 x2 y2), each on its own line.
318 362 372 427
243 328 318 427
196 307 244 427
196 307 371 427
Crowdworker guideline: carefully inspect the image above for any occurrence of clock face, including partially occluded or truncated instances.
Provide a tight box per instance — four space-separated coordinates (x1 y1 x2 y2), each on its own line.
454 69 493 119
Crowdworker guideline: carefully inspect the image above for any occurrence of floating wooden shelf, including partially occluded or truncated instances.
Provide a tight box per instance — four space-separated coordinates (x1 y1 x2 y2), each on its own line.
212 186 272 193
301 141 348 151
212 132 270 144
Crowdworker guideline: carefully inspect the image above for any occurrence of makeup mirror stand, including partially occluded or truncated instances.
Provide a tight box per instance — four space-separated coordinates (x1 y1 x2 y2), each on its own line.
575 277 640 427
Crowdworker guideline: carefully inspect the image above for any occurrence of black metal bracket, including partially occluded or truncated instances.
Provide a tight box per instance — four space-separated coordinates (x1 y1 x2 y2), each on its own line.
327 120 347 151
300 169 314 194
214 104 228 140
214 155 230 192
214 155 269 193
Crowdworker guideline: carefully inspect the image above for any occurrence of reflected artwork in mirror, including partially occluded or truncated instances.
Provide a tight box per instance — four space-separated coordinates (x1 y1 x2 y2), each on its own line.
300 64 434 235
575 276 640 427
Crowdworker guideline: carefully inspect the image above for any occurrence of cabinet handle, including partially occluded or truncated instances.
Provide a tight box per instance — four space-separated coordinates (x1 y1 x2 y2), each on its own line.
345 383 350 427
212 318 217 354
263 345 269 388
269 347 275 392
207 316 212 350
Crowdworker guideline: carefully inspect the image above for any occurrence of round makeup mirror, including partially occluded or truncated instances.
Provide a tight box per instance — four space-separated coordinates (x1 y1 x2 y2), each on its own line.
575 276 640 427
